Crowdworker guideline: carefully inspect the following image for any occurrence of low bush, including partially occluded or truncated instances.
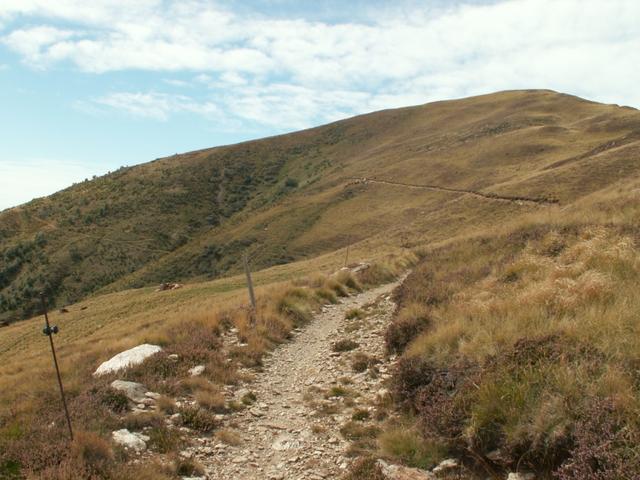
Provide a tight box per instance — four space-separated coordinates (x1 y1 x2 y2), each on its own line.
351 409 370 421
69 430 114 477
385 303 431 355
378 426 446 470
345 308 365 320
324 277 350 297
340 421 381 441
215 429 243 446
351 353 374 373
241 391 257 405
174 456 205 477
357 263 397 286
315 287 338 304
147 425 181 453
195 388 226 412
335 271 363 292
391 355 437 410
179 406 219 433
156 395 176 414
122 412 164 431
332 339 359 352
94 386 129 413
344 457 387 480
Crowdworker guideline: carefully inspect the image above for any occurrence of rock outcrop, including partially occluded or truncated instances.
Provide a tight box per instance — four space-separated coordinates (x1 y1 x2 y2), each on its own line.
112 429 149 452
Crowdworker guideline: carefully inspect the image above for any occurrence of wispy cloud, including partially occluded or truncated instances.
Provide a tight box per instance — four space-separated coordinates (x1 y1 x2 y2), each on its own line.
90 91 220 121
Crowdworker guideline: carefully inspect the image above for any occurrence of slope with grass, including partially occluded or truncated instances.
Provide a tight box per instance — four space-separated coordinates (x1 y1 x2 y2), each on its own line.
1 89 640 479
2 89 639 324
374 177 640 479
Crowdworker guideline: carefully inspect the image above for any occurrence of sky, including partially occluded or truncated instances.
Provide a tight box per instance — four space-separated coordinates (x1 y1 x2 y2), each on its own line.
0 0 638 211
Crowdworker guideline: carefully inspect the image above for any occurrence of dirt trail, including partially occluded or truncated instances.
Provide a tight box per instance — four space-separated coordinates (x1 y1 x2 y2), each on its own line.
191 280 403 479
348 177 559 206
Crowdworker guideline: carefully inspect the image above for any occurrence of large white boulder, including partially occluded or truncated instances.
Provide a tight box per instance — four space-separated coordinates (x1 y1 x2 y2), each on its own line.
112 429 149 452
94 344 162 376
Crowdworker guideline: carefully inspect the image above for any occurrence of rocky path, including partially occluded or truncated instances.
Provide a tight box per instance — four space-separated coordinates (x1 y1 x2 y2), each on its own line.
192 280 403 479
348 177 559 205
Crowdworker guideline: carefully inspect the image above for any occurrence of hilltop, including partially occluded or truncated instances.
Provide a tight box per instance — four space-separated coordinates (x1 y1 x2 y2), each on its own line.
1 89 639 325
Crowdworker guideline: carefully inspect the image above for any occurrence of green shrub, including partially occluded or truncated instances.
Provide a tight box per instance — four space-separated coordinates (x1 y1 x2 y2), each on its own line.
315 287 338 304
352 353 373 373
340 421 380 440
344 457 386 480
147 425 181 453
332 339 359 352
378 426 446 469
352 409 370 421
345 308 364 320
179 406 219 433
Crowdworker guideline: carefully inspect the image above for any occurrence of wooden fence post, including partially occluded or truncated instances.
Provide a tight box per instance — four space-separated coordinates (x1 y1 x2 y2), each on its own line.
243 253 257 315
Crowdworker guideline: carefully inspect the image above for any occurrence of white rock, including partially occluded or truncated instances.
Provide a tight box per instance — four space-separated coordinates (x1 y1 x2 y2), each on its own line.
110 380 148 403
377 459 435 479
94 344 162 376
112 429 148 452
432 458 459 474
272 433 301 451
189 365 206 377
507 474 535 480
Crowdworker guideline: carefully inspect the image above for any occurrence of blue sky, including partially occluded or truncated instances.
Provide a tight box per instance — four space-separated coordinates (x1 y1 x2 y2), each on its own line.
0 0 639 210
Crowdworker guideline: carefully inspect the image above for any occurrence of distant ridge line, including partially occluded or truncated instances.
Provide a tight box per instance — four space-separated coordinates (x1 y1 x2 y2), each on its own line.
347 177 559 206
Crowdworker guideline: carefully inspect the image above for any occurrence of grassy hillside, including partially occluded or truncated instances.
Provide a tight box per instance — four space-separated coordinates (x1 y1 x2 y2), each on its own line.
2 89 639 325
371 177 640 478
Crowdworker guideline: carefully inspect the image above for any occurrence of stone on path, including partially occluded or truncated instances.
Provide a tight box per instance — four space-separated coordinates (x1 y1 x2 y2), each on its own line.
94 344 162 376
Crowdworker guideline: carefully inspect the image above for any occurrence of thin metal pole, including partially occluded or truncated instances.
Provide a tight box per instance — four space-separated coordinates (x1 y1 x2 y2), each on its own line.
243 253 257 312
40 293 73 441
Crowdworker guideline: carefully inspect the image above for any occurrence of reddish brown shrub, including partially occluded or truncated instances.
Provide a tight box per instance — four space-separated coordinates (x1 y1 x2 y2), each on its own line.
416 361 478 442
385 306 432 355
391 355 437 411
344 457 387 480
554 399 640 480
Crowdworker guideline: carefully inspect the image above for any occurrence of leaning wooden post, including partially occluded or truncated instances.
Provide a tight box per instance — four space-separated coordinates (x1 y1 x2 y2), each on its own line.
40 293 74 441
243 253 257 324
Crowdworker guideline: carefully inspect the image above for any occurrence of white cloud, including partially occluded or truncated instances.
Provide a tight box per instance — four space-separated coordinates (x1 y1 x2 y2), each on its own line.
0 158 99 211
2 25 79 67
1 0 639 125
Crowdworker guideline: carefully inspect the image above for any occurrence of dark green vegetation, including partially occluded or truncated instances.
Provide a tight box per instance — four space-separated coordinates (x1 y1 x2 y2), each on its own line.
2 89 640 324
